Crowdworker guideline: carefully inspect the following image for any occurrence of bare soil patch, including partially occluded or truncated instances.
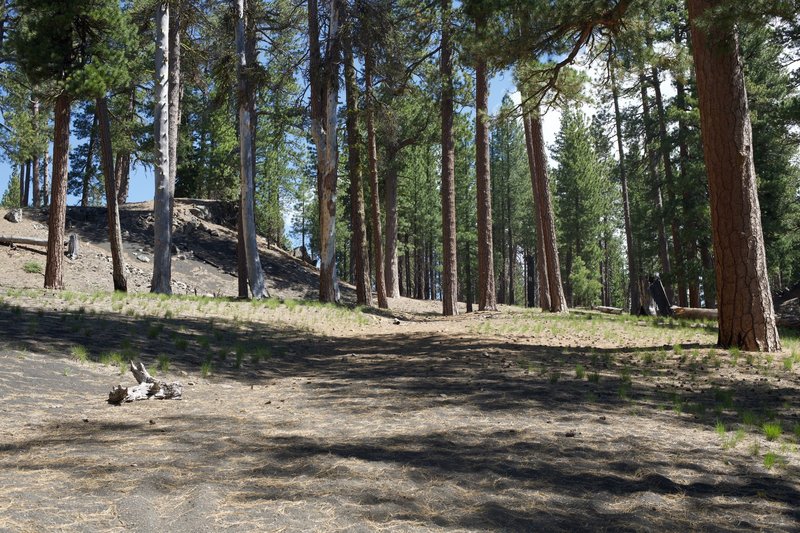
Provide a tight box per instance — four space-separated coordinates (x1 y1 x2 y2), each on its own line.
1 289 799 531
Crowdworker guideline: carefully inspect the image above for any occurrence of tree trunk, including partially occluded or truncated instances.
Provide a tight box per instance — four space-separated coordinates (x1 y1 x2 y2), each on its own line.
236 198 248 298
23 160 30 207
96 97 128 292
41 152 49 207
115 88 136 205
475 14 497 311
688 0 780 351
525 253 536 308
651 65 688 307
151 0 173 294
344 30 372 306
611 66 641 314
640 73 673 303
44 93 70 290
168 0 181 201
526 108 568 312
31 100 40 207
675 77 701 308
308 0 342 303
31 157 39 208
524 111 551 312
365 49 388 309
440 0 458 315
384 163 400 298
81 112 97 208
235 0 267 299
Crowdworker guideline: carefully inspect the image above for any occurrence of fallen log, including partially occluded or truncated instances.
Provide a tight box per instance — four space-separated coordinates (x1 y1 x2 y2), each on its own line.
672 306 718 320
593 305 623 315
0 234 80 257
672 306 800 329
108 361 182 404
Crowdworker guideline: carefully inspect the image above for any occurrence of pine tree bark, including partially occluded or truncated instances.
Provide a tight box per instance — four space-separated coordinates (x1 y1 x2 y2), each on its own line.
675 76 702 308
31 99 40 207
115 87 136 205
611 66 641 314
44 93 70 290
22 160 30 207
308 0 342 303
235 0 267 299
151 0 173 294
440 0 458 315
523 110 550 311
168 0 181 201
365 48 388 309
522 101 567 313
640 73 673 302
688 0 780 351
651 66 688 307
81 113 97 208
474 14 497 311
41 152 49 207
384 163 400 298
96 96 128 292
344 29 371 306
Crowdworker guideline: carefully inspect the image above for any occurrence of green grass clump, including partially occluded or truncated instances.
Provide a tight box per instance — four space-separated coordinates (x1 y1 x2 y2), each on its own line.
763 452 780 469
157 354 170 373
742 410 759 426
147 323 164 339
588 372 600 383
70 345 89 362
673 344 683 356
23 261 42 274
549 371 560 384
175 338 189 351
575 364 585 380
715 420 726 438
763 422 782 441
200 360 212 378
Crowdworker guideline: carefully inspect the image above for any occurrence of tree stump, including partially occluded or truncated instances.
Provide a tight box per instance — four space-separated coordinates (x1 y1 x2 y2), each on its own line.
108 361 182 404
67 233 79 259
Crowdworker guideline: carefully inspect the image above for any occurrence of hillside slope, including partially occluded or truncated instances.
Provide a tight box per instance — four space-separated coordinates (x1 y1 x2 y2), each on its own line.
0 199 351 300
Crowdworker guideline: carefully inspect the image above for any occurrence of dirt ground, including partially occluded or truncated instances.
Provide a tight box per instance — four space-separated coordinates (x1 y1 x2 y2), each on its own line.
1 286 799 532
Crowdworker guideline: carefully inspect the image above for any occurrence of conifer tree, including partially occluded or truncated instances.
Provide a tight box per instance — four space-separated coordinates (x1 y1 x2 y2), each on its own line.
13 0 133 290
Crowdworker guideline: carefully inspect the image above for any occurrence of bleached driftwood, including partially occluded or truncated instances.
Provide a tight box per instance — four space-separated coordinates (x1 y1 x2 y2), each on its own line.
594 305 623 315
108 361 182 404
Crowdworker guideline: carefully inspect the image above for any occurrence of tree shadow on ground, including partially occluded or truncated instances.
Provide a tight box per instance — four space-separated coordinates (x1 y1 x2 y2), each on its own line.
1 299 799 530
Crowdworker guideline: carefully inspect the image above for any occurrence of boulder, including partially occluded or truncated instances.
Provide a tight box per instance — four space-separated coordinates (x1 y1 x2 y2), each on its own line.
4 209 22 223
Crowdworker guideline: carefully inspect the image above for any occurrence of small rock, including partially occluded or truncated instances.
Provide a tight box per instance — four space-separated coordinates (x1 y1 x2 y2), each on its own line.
136 254 150 263
149 419 155 425
393 318 402 325
31 222 44 230
565 431 576 437
4 209 22 223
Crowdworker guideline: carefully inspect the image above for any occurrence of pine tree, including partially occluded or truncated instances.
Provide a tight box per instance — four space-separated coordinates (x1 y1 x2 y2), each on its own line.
13 0 134 290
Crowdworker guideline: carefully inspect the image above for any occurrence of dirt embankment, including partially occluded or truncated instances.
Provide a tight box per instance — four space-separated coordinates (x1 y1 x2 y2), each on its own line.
1 200 343 300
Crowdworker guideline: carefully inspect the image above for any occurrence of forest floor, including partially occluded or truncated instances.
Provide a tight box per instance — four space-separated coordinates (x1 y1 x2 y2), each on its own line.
1 289 800 532
2 202 800 531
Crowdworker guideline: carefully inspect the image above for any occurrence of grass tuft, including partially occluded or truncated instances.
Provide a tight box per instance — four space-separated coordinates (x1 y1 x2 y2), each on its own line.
23 261 42 274
70 345 89 362
763 422 782 441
